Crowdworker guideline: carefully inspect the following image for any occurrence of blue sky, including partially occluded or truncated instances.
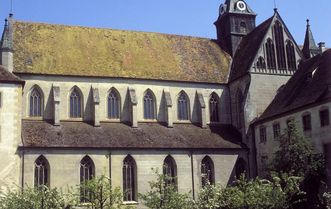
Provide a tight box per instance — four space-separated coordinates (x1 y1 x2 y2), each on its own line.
0 0 330 46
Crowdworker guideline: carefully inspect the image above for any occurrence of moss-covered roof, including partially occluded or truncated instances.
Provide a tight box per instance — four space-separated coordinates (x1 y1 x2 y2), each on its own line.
12 21 231 83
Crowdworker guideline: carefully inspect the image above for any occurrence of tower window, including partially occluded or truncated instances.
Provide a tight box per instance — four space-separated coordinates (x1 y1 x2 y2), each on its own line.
177 91 190 121
80 156 95 203
29 87 43 117
34 155 50 188
108 88 120 119
123 155 137 202
273 123 281 140
201 156 214 187
70 87 83 118
163 156 177 187
256 56 266 70
240 22 247 33
209 93 219 122
266 39 276 69
274 21 287 70
286 40 297 70
143 90 156 120
260 126 267 143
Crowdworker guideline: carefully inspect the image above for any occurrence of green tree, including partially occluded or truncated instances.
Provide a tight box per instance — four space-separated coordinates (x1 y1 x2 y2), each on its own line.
0 185 74 209
78 175 130 209
269 122 326 208
139 168 193 209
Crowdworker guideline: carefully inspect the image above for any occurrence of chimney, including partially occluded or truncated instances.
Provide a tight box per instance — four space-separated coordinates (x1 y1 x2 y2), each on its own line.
318 42 326 53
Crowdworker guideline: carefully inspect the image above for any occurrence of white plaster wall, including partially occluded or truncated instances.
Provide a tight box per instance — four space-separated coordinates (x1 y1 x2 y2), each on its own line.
255 102 331 175
0 83 22 190
22 149 246 209
20 75 231 125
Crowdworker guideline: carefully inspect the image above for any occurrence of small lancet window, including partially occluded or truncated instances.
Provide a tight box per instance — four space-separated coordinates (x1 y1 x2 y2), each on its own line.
70 87 82 118
80 156 95 203
274 21 287 70
143 90 156 120
34 155 50 188
123 155 137 202
240 21 247 33
209 93 219 122
29 87 43 117
108 89 120 119
256 56 266 70
163 156 177 187
201 156 214 187
266 38 276 69
286 40 297 70
177 91 189 121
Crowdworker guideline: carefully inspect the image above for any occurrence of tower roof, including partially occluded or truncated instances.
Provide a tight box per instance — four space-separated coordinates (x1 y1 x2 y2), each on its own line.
0 14 13 51
302 19 320 59
221 0 255 15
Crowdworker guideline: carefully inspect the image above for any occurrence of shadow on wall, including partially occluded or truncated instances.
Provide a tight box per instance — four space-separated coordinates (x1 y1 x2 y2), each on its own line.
45 88 53 121
84 88 93 121
158 91 166 123
122 89 131 124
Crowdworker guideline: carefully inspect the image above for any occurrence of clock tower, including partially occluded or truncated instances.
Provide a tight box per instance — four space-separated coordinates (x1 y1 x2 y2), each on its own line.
214 0 256 56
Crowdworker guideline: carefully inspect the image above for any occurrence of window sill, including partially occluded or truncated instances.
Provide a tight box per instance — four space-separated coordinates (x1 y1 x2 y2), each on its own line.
174 120 191 124
140 120 158 123
63 118 84 122
101 119 121 123
123 201 139 205
23 117 43 121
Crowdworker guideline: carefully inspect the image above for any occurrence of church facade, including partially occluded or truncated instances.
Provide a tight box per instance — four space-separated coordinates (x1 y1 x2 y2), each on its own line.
0 0 329 208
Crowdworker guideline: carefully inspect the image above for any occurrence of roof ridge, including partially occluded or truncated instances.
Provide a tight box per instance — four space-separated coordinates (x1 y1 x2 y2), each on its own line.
13 20 214 41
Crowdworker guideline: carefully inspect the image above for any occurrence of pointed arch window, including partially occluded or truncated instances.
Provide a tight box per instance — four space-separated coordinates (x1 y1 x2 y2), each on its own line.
80 156 95 203
201 156 214 187
274 21 287 70
266 38 276 69
108 88 120 119
123 155 137 202
209 93 219 122
240 21 247 33
286 40 297 70
143 90 156 120
256 56 266 70
29 87 43 117
163 155 177 186
178 91 189 120
34 155 49 188
70 87 82 118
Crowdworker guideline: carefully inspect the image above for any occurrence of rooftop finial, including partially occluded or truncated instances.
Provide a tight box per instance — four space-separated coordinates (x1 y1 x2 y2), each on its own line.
306 19 310 26
4 18 8 27
9 13 13 18
274 8 278 13
273 0 277 12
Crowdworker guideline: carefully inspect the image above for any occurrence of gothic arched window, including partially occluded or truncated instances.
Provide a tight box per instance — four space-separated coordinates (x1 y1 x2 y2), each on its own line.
240 22 247 33
201 156 214 187
143 90 156 120
123 155 137 202
256 56 266 70
286 40 297 70
163 155 177 186
29 86 43 117
108 88 120 119
177 91 189 121
70 87 83 118
274 21 287 70
34 155 50 188
235 158 247 179
80 156 95 203
266 38 276 69
209 93 219 122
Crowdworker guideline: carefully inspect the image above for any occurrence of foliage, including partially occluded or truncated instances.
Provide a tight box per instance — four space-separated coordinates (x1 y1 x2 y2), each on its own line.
269 122 327 208
139 168 193 209
323 192 331 209
78 175 131 209
195 175 303 209
0 185 74 209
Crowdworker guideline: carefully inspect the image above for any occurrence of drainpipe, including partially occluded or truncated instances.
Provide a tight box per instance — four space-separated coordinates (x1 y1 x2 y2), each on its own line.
190 150 195 200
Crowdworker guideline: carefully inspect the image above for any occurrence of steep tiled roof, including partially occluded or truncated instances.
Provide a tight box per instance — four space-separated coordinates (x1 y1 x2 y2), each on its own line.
229 16 273 81
12 21 231 83
0 65 24 84
257 49 331 123
21 121 244 149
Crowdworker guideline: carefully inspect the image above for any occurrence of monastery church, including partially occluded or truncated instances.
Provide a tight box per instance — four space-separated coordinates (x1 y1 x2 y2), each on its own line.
0 0 330 208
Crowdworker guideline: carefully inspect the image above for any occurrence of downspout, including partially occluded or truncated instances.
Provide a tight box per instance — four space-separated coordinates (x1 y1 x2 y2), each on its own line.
21 134 25 191
108 152 112 180
190 150 195 200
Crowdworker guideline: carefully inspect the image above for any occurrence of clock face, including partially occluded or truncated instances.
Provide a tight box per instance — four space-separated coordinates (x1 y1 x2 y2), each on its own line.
236 1 246 11
219 4 227 15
